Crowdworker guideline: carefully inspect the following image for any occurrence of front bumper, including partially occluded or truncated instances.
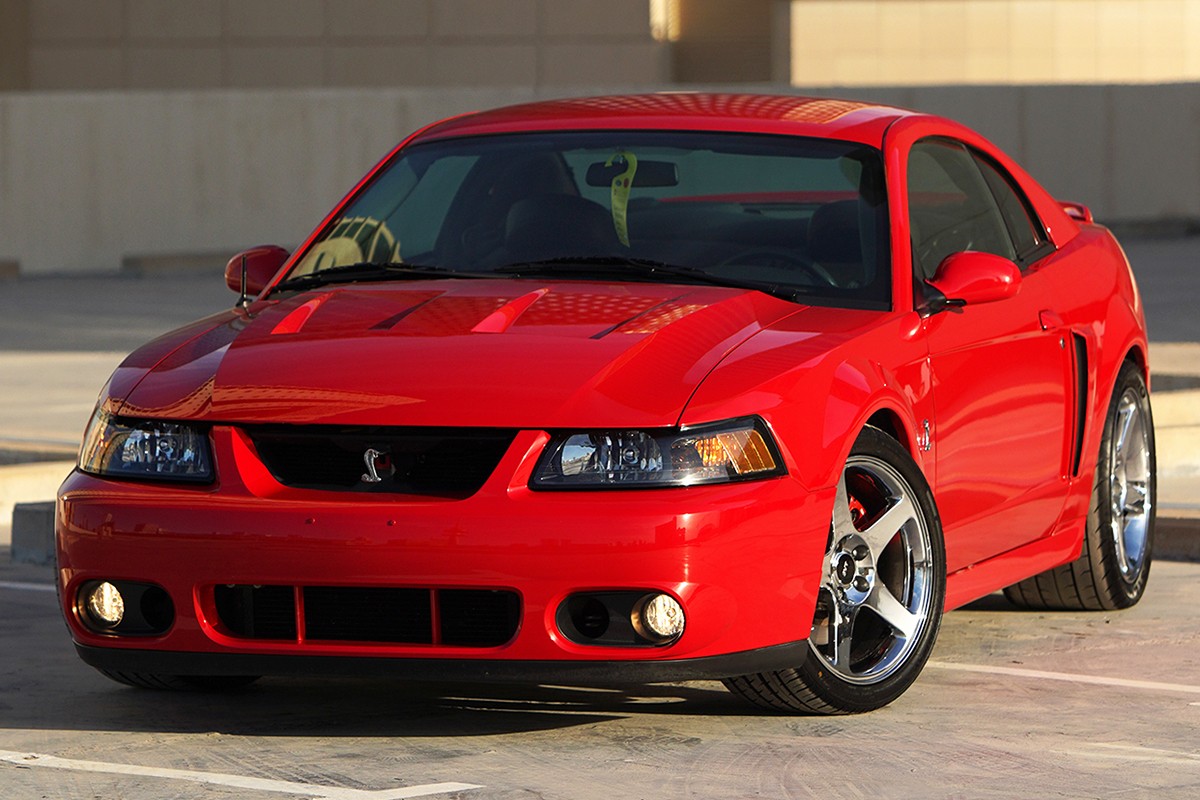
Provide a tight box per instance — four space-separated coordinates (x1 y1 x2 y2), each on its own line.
57 427 832 680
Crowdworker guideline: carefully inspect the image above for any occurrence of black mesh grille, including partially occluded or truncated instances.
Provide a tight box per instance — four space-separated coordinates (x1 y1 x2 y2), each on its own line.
214 585 297 640
304 587 433 644
244 425 517 497
213 585 520 647
440 589 523 646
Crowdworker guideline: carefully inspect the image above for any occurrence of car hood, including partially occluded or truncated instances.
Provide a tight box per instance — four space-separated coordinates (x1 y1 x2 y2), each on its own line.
114 280 808 428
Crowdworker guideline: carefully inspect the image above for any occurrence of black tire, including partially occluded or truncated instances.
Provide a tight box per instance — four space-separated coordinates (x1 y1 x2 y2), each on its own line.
1004 361 1155 611
724 426 946 714
97 669 260 691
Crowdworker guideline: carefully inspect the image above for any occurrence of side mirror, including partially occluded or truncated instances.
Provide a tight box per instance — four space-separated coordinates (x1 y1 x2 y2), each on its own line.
923 251 1020 315
224 245 290 298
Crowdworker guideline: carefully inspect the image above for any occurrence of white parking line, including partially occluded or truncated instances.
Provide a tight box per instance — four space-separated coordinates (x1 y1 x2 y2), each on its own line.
0 751 482 799
0 581 56 593
927 661 1200 696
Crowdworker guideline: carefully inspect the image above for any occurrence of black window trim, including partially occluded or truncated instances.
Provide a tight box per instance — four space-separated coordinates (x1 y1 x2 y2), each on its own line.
968 146 1056 269
909 135 1056 274
907 136 1016 280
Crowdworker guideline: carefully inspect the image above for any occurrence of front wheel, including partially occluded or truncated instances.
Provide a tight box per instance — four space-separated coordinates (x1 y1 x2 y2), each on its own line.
724 426 946 714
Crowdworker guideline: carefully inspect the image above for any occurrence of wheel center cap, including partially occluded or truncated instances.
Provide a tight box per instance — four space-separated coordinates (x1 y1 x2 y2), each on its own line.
833 552 856 586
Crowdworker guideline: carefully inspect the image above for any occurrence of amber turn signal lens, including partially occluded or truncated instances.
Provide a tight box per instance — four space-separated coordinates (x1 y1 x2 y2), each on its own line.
691 428 777 475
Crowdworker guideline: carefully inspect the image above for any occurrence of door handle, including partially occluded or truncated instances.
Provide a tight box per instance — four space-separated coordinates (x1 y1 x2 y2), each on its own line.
1039 309 1064 331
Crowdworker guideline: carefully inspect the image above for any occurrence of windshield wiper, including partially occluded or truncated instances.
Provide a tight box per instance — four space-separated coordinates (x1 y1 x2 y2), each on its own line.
271 262 490 293
494 256 813 303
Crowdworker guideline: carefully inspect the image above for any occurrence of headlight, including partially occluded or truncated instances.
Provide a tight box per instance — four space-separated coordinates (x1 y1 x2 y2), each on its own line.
79 407 213 483
531 417 785 489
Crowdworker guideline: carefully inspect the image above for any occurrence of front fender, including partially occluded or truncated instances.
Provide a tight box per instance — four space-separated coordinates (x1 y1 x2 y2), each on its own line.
680 310 932 493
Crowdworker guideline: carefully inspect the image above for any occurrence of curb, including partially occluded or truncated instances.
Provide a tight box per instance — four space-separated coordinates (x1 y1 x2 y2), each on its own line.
11 502 55 566
1 462 73 550
1156 514 1200 562
0 448 77 467
121 252 230 277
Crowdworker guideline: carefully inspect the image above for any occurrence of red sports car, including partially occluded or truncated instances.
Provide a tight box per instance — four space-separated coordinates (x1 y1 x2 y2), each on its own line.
58 94 1155 714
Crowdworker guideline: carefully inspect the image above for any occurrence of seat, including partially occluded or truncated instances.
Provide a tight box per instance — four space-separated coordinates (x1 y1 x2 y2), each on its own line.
808 199 867 287
504 194 620 263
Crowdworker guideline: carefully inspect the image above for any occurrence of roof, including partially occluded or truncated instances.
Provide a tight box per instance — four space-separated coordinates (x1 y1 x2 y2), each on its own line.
416 93 917 146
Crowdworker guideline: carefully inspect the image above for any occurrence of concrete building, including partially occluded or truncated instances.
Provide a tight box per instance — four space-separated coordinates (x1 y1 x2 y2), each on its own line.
789 0 1200 86
0 0 788 91
5 1 1197 93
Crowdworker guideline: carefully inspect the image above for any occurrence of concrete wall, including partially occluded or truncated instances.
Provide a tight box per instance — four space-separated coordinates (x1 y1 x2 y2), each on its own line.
7 0 667 90
0 88 546 275
2 83 1198 276
670 0 781 83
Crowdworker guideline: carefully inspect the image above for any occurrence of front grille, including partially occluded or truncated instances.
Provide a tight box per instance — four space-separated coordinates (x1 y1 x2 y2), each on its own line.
439 589 523 646
214 584 297 640
214 584 521 647
304 587 432 643
244 425 517 497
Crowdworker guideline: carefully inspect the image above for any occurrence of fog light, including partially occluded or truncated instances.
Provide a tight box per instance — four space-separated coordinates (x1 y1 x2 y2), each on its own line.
86 582 125 628
633 593 685 643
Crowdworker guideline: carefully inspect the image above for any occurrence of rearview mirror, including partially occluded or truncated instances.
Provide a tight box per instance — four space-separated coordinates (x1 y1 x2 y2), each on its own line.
225 245 290 298
923 251 1020 315
585 160 679 187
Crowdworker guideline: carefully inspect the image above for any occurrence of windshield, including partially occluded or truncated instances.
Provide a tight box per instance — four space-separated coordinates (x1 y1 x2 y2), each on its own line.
286 131 890 309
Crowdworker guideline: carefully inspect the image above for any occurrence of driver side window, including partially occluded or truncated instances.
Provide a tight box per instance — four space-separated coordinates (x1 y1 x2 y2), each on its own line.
908 139 1015 279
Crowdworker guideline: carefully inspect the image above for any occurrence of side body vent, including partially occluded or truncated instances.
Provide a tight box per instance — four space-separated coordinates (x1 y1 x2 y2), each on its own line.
1070 332 1089 476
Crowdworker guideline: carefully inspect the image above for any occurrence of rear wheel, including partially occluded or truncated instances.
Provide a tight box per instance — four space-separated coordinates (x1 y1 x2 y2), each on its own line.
1004 361 1155 610
724 427 945 714
97 670 260 691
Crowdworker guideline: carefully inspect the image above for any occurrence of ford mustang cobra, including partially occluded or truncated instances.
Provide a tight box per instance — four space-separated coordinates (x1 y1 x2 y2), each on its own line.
57 94 1156 713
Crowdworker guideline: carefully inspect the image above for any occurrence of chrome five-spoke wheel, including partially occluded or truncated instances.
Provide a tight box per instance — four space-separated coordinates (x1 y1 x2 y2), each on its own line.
808 451 937 685
1109 386 1153 585
724 426 945 714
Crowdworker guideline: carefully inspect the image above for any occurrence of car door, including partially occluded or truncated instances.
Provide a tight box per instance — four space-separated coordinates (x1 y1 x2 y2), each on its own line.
909 138 1073 573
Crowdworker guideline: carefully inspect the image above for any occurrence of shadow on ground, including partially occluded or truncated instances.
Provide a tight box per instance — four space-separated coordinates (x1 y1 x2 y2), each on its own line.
0 587 771 739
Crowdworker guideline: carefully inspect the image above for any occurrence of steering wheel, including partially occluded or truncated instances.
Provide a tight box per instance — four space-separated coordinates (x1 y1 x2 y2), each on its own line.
716 248 840 287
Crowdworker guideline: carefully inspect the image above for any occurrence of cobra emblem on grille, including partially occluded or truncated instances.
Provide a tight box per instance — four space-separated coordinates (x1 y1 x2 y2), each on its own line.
361 448 392 484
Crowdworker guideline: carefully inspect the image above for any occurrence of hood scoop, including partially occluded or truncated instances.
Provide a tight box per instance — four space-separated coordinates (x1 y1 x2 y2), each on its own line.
270 294 332 335
472 288 549 333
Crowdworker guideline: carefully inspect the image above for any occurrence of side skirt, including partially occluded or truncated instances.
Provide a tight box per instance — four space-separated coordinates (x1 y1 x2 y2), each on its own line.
944 518 1085 611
